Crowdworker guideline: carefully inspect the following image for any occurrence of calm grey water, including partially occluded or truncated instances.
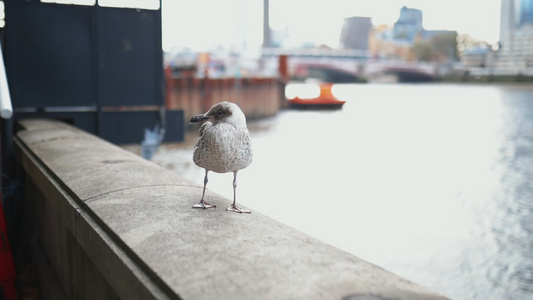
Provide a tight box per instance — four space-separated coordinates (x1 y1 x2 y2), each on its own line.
141 83 533 300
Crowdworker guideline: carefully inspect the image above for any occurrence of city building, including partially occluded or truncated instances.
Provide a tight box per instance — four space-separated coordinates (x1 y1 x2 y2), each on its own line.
368 7 456 63
496 0 533 74
369 25 413 60
339 16 373 50
393 6 423 43
461 46 494 68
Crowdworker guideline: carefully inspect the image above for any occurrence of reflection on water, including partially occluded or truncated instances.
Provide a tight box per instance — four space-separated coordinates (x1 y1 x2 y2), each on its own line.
143 83 533 300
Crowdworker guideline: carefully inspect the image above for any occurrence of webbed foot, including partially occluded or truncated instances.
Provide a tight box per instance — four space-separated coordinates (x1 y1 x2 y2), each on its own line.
226 204 251 214
193 200 216 209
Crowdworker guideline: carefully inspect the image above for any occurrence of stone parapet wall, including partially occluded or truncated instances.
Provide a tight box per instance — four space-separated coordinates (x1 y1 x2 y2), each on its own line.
14 119 448 300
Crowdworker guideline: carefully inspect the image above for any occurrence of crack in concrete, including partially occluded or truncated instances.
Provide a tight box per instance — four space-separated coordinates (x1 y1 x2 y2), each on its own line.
83 183 202 204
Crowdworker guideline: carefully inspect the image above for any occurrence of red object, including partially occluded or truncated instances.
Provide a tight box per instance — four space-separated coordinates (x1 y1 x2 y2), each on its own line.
288 83 346 108
164 66 173 109
278 55 289 82
0 201 17 300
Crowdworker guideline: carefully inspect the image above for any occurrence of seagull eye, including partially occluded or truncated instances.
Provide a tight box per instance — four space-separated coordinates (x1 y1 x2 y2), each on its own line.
216 110 224 118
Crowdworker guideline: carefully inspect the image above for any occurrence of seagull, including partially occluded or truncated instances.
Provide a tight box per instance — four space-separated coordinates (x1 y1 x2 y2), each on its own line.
190 101 253 213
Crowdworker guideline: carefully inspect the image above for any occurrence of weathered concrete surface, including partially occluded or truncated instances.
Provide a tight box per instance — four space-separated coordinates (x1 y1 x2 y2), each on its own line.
14 119 450 300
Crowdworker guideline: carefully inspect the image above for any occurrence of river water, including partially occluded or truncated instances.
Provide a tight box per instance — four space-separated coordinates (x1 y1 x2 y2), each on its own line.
133 83 533 300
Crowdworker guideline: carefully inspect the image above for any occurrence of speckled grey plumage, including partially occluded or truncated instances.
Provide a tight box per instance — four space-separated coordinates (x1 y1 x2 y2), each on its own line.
192 102 252 173
190 101 253 213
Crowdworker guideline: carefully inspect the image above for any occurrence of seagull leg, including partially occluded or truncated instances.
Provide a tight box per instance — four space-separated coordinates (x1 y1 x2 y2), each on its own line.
226 171 251 214
193 169 216 209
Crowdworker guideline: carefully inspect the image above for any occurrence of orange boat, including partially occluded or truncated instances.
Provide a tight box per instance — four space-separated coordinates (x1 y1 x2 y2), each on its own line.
287 83 346 109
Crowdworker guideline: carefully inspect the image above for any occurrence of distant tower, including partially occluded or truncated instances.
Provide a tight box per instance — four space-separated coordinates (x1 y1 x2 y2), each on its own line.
263 0 271 48
339 16 372 50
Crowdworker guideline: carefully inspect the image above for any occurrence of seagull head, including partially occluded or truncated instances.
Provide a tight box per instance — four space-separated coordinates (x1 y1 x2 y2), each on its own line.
190 101 247 128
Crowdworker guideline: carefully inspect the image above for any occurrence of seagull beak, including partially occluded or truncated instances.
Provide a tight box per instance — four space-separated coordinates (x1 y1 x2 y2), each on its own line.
190 114 210 123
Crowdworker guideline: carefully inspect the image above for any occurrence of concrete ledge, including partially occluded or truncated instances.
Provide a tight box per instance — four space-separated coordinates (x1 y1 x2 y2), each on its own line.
14 119 449 300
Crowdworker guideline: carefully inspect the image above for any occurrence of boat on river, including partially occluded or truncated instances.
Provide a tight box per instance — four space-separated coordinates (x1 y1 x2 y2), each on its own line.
287 83 346 109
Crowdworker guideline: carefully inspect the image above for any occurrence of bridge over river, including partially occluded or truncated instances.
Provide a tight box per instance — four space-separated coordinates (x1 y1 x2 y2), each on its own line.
263 48 439 83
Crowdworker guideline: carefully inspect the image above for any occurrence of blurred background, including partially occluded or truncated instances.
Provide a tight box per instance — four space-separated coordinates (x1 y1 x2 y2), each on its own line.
161 0 522 80
156 1 533 300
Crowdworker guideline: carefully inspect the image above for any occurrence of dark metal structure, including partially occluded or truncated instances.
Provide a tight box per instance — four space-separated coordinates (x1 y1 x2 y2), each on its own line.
0 0 185 276
2 0 183 144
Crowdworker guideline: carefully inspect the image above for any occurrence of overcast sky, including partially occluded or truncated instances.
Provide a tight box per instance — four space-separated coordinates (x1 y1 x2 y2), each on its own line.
162 0 502 51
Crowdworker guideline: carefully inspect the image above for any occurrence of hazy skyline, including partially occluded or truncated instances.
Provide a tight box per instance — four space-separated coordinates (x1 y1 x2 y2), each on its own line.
162 0 502 51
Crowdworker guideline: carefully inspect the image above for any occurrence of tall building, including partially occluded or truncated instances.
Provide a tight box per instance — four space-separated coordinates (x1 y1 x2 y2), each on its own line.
496 0 533 74
339 16 373 50
393 6 423 43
